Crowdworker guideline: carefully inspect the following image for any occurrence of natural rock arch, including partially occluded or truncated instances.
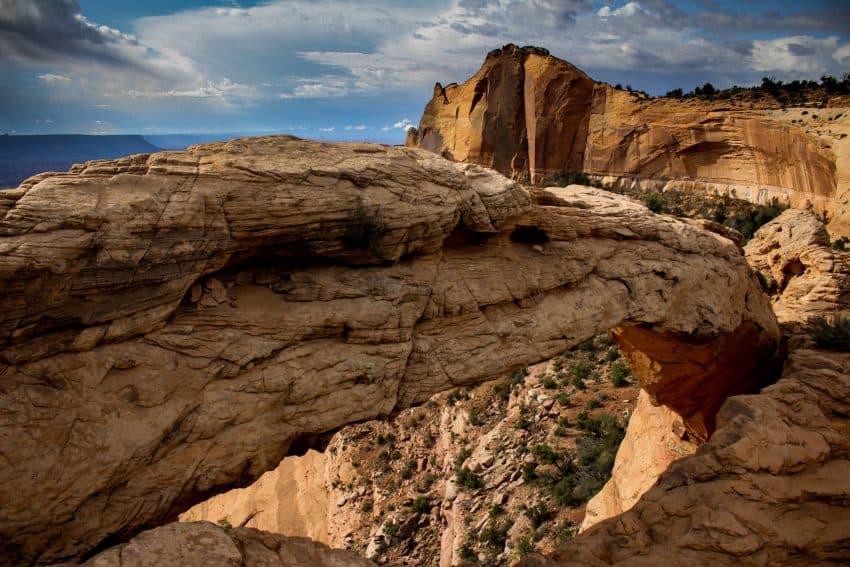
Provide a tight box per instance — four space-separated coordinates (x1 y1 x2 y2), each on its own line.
0 137 779 564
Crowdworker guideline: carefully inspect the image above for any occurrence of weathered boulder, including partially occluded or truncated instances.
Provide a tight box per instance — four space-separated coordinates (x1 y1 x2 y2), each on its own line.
407 44 848 235
0 137 778 564
55 521 374 567
745 208 850 326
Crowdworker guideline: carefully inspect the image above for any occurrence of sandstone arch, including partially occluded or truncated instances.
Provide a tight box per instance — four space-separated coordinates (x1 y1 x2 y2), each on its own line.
0 137 779 564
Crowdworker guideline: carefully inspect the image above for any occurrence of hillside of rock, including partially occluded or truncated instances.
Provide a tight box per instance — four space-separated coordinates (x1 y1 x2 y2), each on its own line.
0 137 778 565
406 44 849 236
181 334 643 565
518 210 850 567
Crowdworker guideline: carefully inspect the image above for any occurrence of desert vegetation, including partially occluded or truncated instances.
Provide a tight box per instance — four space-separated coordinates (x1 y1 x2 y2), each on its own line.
547 172 788 241
305 333 637 565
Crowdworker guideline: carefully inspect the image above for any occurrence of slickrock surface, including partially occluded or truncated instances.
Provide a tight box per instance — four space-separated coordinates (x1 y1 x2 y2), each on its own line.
580 390 695 532
407 44 848 235
745 208 850 326
519 211 850 566
52 521 374 567
0 137 778 564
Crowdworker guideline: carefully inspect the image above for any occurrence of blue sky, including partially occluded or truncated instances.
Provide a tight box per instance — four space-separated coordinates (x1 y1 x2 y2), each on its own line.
1 0 848 142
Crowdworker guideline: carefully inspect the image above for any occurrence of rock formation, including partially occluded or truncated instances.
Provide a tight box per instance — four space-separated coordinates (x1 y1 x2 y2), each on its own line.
0 137 779 564
580 390 695 532
745 208 850 326
519 211 850 566
57 521 374 567
180 351 642 565
406 44 849 236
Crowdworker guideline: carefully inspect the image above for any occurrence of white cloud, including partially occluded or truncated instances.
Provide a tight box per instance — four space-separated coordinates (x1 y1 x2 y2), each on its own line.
752 35 841 76
344 124 368 131
319 126 335 132
834 43 850 64
126 79 256 106
38 73 71 84
598 2 643 19
392 118 415 130
280 77 374 99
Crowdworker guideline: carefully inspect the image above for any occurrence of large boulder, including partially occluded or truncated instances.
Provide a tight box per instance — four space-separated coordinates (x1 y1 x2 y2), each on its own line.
56 521 374 567
0 137 779 564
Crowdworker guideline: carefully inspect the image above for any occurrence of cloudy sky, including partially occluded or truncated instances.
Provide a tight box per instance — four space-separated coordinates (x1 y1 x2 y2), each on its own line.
1 0 848 142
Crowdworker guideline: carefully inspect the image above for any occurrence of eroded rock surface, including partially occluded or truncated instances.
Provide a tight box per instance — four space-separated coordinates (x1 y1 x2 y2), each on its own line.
57 521 374 567
0 138 778 564
520 210 850 566
580 390 696 532
745 208 850 326
407 44 849 235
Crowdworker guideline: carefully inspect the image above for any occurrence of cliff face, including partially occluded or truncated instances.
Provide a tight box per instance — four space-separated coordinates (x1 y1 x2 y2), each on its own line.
0 137 779 565
406 44 848 235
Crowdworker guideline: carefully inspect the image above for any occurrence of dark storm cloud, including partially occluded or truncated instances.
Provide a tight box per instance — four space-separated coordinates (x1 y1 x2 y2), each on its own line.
449 22 503 36
788 43 818 56
725 41 754 57
0 0 144 68
638 0 850 36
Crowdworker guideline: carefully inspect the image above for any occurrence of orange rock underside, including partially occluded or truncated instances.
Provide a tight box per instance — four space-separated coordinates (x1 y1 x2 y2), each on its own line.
612 320 783 442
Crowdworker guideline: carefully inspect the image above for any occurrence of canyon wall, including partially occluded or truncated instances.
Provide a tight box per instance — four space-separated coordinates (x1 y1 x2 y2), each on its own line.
0 137 779 564
406 44 849 235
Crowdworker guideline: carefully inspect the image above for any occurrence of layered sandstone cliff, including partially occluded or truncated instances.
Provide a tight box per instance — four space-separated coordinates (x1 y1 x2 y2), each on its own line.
0 138 779 565
406 44 849 235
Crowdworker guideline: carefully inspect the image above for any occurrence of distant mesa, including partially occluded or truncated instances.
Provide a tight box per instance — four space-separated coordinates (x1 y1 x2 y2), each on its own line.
0 134 163 188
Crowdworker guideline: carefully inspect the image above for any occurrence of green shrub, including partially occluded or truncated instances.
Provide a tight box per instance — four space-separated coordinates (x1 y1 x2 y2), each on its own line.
556 392 571 406
810 315 850 351
523 503 552 528
643 191 666 213
468 407 483 426
542 376 558 389
458 543 476 561
411 496 431 515
586 397 602 410
456 467 483 490
722 198 787 241
343 196 385 251
610 360 630 387
510 368 529 388
571 360 592 381
515 405 531 430
480 518 513 549
605 346 620 362
362 499 374 513
522 462 539 483
552 170 600 187
832 236 848 251
517 534 535 557
493 380 511 402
